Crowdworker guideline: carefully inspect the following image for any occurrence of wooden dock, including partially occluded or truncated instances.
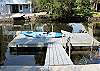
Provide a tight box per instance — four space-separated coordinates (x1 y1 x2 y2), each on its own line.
8 32 73 66
1 64 100 71
45 39 73 66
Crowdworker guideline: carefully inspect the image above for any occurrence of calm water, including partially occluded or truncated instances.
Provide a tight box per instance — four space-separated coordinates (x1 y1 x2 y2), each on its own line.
0 21 100 65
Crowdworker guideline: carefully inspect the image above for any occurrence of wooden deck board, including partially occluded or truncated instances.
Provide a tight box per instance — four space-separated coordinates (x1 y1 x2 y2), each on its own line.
49 44 54 65
56 43 68 65
45 41 73 66
52 44 59 65
1 65 100 71
45 44 54 65
57 43 73 64
44 46 49 65
54 43 64 65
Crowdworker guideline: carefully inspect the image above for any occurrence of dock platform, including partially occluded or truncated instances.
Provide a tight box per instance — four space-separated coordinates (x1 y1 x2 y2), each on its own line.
45 38 73 66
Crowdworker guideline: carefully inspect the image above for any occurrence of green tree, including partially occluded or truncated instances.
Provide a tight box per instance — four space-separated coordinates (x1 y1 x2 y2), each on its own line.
36 0 50 11
74 0 93 16
35 0 93 17
47 1 62 16
35 0 73 17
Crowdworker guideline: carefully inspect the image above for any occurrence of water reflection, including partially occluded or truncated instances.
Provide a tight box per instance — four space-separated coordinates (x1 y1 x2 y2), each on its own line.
0 34 13 65
2 46 47 66
71 48 100 65
71 52 93 64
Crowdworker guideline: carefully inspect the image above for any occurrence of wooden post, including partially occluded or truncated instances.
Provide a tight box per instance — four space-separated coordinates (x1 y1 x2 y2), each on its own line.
31 23 33 31
68 43 71 58
96 3 98 11
67 37 71 58
90 23 94 61
16 45 18 55
51 24 53 32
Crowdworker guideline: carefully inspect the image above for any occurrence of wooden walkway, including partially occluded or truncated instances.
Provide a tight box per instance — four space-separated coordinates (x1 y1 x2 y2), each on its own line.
1 65 100 71
45 41 73 66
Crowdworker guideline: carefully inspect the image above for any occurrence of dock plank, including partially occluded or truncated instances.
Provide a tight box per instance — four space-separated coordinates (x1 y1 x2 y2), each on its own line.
56 43 68 65
57 43 73 64
49 44 54 65
45 44 54 65
55 43 64 65
52 44 59 65
45 39 73 66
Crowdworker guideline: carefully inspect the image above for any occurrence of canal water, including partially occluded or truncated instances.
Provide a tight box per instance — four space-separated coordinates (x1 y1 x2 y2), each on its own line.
0 21 100 65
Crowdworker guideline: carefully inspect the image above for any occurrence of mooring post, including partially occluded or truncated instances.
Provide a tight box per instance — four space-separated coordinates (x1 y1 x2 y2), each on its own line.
16 45 18 55
67 37 71 58
68 42 71 58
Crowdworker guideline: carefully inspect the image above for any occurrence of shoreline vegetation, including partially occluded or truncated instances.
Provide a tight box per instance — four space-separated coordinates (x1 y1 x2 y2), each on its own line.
35 0 92 18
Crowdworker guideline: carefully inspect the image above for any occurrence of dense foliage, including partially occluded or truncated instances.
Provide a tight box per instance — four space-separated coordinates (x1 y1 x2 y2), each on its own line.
36 0 73 16
35 0 93 17
74 0 93 16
